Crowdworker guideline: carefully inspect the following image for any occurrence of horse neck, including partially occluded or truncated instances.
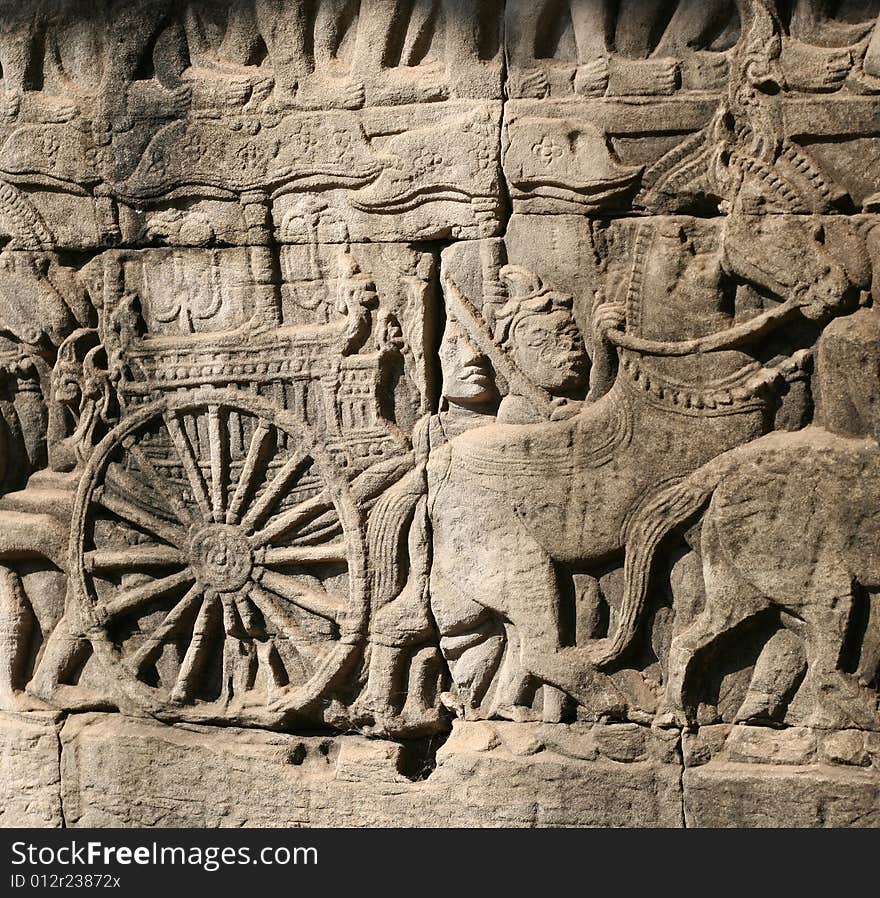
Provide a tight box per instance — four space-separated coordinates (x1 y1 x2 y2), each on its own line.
616 349 771 418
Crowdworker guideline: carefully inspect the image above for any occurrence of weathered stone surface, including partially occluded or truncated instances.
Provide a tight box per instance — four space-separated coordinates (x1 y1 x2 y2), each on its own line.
0 710 62 827
0 100 504 249
681 723 880 826
50 713 880 828
2 1 880 828
59 714 683 828
684 763 880 827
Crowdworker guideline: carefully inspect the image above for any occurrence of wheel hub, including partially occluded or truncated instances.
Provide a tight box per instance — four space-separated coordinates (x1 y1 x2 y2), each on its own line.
189 524 254 592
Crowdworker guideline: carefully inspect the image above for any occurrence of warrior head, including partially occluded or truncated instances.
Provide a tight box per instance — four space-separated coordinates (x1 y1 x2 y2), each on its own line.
439 314 497 412
495 265 588 394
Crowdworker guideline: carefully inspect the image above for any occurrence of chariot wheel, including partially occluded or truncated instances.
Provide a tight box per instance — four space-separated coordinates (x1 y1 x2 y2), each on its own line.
70 389 367 726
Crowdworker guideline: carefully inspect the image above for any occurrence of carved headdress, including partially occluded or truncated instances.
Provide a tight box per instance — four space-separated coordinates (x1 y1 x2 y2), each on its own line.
639 0 846 216
493 265 576 351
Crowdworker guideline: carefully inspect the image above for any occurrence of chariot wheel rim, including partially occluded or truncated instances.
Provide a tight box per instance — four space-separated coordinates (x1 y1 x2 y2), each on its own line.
70 388 367 724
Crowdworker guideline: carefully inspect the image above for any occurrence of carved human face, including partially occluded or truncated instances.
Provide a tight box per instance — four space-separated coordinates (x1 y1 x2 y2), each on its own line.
439 318 496 408
510 310 587 393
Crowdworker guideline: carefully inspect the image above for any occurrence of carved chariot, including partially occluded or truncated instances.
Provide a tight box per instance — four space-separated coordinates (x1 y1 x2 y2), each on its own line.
17 244 413 728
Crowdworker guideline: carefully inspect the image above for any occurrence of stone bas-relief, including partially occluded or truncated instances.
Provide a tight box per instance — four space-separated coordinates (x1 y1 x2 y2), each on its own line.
1 0 880 828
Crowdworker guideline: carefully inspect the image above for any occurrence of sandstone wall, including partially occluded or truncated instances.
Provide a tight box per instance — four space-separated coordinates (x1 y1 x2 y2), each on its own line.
1 0 880 827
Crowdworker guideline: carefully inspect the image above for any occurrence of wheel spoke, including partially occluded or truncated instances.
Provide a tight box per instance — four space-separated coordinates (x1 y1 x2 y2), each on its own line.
127 584 204 673
84 398 363 712
262 542 348 567
94 486 187 547
226 419 274 525
248 583 321 666
257 639 303 696
207 404 227 522
268 632 311 686
219 592 243 637
164 411 213 522
234 591 261 634
169 593 219 703
257 569 343 623
99 568 195 620
125 442 195 527
215 589 263 639
86 544 186 573
285 513 342 545
250 490 332 549
104 466 162 516
239 446 312 534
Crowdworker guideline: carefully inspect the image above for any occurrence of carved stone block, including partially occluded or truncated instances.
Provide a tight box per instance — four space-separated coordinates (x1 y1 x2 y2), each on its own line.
0 711 63 826
683 724 880 826
2 0 880 828
59 714 684 827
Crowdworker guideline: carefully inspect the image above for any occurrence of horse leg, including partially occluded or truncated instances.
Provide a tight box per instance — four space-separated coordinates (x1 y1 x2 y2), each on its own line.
508 566 628 718
26 613 114 711
441 625 505 717
736 627 807 723
517 639 628 718
663 602 768 725
662 517 767 724
431 541 614 716
0 565 43 710
482 548 606 712
801 584 879 729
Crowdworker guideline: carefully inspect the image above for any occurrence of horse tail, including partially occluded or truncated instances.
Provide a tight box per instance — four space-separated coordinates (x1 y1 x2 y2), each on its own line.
588 461 729 668
366 467 425 610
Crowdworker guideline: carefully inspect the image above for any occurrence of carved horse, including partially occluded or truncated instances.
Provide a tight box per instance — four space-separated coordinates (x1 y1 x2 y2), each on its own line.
616 308 880 730
428 213 869 713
